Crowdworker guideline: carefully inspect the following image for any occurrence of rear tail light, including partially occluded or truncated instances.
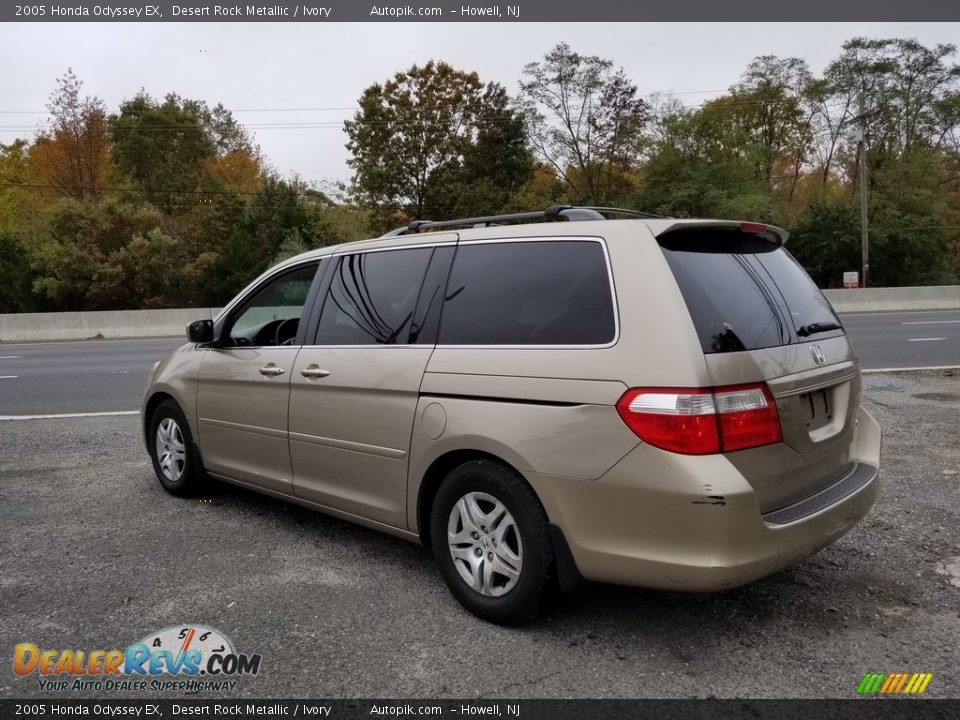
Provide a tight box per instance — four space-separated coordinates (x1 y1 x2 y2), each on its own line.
616 384 781 455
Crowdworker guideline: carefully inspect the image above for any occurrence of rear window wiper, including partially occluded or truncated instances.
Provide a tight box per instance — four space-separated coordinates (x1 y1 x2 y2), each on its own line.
796 321 843 337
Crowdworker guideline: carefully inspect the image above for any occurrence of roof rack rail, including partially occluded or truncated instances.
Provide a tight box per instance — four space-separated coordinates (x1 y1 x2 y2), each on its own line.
575 207 666 220
381 205 666 237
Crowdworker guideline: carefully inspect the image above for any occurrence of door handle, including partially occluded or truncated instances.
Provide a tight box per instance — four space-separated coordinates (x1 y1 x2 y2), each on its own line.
259 364 285 377
300 364 331 380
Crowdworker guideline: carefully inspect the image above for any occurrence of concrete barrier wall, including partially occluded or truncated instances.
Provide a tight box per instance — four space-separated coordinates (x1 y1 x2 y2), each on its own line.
2 287 960 342
822 286 960 314
0 308 219 343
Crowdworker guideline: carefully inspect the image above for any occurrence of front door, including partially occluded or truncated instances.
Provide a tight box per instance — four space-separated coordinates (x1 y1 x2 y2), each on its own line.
197 261 321 494
289 244 453 528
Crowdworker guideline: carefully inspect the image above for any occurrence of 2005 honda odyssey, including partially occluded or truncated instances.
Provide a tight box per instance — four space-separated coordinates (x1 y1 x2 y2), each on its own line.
142 205 881 624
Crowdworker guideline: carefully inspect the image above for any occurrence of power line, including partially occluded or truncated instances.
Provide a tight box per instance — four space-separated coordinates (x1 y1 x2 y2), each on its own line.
0 182 326 197
0 90 740 116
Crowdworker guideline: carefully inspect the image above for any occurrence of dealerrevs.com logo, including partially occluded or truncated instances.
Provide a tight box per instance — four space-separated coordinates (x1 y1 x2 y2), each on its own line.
13 625 261 692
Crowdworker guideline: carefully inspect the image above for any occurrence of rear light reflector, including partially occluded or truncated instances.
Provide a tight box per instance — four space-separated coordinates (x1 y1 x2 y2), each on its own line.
714 384 782 451
616 384 781 455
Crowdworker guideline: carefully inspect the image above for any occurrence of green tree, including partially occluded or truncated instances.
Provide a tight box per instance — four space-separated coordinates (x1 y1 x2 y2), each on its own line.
448 84 534 217
30 198 166 310
306 198 374 246
0 231 35 313
91 228 188 309
110 92 214 212
732 56 815 198
787 202 861 288
200 175 313 302
109 93 254 214
345 61 530 223
635 98 775 220
0 139 44 242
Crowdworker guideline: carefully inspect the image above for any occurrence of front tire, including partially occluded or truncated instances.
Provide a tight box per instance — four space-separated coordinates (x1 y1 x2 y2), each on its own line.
148 399 203 497
430 460 554 625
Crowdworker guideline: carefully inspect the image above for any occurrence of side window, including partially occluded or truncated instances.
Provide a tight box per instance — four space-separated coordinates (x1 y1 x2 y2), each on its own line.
438 240 616 345
316 248 433 345
227 263 319 347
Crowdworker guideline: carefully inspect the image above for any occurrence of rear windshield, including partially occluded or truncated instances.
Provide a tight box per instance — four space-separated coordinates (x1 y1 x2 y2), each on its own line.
659 229 843 354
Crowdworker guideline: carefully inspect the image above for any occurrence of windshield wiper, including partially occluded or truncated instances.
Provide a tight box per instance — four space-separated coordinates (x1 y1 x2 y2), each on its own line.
797 321 843 337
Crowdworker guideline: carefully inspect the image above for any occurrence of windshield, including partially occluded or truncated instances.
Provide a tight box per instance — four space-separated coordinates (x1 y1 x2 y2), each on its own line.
659 228 843 354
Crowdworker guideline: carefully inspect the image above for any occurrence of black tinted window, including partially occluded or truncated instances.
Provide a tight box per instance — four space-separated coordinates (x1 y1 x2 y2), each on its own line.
660 229 842 354
317 248 432 345
439 241 615 345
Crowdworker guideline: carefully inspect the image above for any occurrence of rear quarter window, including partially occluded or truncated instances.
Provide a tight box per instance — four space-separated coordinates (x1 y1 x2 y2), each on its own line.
659 229 843 354
438 239 616 346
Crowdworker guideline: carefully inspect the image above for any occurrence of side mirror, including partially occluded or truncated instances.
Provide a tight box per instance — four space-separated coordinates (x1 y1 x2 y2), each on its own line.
187 319 215 344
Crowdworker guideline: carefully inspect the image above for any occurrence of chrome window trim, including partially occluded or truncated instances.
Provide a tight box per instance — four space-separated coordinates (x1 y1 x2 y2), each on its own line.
331 240 457 256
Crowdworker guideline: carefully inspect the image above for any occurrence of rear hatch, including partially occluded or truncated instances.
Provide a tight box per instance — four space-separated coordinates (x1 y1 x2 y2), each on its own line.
658 224 860 513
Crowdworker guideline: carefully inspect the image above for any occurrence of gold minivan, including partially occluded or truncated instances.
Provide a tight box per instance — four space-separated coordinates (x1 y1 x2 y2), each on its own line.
142 206 881 624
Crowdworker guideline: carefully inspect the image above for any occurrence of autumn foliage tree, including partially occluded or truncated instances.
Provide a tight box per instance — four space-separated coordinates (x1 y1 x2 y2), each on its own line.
27 69 110 201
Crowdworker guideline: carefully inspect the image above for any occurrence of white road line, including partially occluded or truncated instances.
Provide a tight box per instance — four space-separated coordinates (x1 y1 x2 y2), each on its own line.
0 375 18 379
902 320 960 325
839 310 960 318
0 410 138 421
0 355 22 359
908 337 947 342
0 337 182 349
863 365 960 373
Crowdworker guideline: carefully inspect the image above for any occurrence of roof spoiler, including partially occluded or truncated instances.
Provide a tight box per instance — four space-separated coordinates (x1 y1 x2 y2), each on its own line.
652 220 789 246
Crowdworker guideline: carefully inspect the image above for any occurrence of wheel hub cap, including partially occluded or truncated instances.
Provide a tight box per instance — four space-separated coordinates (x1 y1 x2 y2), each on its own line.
155 418 187 482
447 491 523 597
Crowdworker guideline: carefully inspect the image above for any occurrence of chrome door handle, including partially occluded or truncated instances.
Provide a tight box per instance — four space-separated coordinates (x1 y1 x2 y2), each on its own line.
259 364 285 377
300 365 331 380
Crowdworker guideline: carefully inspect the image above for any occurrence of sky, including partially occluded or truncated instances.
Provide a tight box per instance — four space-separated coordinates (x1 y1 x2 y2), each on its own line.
2 22 960 187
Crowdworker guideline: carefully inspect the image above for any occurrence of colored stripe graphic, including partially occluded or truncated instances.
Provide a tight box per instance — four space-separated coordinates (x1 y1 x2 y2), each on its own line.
857 672 932 695
857 673 885 694
879 674 898 693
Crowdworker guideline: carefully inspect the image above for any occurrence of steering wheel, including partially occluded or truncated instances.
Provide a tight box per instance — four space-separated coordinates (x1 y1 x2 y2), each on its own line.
274 318 299 346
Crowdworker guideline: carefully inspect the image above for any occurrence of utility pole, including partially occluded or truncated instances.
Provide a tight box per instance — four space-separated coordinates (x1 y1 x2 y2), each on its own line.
856 87 869 288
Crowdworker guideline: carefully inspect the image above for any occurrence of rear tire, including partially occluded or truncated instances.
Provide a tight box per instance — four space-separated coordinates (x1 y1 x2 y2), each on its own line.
148 399 203 497
430 460 554 625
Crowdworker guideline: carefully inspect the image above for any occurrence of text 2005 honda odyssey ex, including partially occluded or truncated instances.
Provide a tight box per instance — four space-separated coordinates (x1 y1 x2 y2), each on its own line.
143 206 881 624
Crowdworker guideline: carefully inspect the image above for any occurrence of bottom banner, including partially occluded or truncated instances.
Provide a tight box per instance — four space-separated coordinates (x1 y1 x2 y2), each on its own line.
1 699 958 720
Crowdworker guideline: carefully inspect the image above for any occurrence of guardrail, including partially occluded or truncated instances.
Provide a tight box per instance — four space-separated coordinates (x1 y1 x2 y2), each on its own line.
1 287 959 342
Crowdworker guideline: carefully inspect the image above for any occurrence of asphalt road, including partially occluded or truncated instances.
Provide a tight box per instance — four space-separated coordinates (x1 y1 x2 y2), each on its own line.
0 338 182 416
0 311 958 417
1 370 958 699
841 310 960 370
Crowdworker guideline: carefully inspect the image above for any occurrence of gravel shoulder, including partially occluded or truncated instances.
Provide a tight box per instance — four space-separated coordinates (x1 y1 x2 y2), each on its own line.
1 370 958 699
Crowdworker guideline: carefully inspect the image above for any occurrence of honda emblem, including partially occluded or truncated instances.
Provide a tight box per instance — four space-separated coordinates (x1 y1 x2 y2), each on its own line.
810 345 826 365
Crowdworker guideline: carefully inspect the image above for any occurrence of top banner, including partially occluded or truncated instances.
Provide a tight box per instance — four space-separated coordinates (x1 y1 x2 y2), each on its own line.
4 0 960 22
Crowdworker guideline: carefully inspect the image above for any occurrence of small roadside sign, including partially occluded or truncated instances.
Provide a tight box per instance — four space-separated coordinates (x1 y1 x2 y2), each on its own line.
843 271 859 289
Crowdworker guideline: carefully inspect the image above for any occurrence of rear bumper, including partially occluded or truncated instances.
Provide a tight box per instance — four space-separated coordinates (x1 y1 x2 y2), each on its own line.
528 405 881 591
